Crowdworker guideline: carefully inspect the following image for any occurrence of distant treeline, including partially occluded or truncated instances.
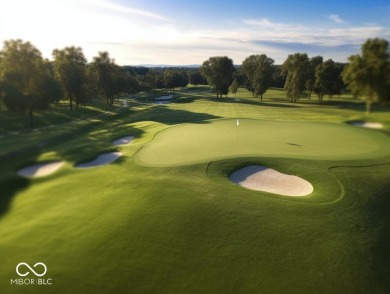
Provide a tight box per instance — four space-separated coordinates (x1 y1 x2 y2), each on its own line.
0 38 389 125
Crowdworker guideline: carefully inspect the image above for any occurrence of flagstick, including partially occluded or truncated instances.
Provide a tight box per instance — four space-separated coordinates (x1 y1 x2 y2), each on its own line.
236 118 239 139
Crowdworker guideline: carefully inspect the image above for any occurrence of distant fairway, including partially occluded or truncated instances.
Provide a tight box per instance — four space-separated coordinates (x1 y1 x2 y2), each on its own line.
135 119 390 166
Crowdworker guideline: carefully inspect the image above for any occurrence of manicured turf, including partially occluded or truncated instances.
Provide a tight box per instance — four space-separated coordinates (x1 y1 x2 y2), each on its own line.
135 119 390 166
0 87 389 293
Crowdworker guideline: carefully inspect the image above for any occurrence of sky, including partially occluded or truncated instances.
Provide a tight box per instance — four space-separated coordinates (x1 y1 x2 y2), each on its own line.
1 0 390 65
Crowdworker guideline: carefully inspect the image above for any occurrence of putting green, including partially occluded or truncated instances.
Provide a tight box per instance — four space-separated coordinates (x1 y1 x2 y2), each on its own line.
134 119 390 167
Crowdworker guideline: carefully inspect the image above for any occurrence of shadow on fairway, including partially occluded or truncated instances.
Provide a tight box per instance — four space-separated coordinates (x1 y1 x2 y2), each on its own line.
208 97 303 108
0 105 220 218
372 181 390 292
140 105 221 125
0 176 29 219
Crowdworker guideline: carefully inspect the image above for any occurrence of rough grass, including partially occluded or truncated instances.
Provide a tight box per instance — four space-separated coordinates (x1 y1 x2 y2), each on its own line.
0 87 389 293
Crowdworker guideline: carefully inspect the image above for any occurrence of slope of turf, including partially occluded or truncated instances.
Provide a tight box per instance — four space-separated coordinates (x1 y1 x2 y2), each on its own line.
134 119 390 167
0 88 389 294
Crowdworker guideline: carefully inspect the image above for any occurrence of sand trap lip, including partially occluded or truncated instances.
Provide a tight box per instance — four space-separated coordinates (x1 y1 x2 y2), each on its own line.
154 101 171 105
17 161 64 178
75 152 123 168
155 95 173 101
112 136 134 146
348 121 384 129
230 165 313 196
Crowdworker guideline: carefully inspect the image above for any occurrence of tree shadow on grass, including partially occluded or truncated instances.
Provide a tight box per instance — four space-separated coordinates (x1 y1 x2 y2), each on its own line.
0 106 221 218
0 176 29 219
143 105 221 125
208 97 303 109
371 181 390 292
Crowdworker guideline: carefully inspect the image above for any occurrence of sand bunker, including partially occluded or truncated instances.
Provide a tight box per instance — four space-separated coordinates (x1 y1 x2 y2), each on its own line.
17 161 64 178
155 95 173 101
155 95 173 104
112 136 134 146
75 152 123 168
349 121 384 129
230 165 313 196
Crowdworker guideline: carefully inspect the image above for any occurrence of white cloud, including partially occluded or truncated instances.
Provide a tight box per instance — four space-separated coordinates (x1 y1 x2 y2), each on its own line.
82 0 171 21
328 14 345 24
243 18 273 27
1 1 389 65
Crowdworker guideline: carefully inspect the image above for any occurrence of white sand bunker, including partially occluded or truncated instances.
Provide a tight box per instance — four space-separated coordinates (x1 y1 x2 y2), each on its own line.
112 136 134 146
17 161 64 178
155 95 173 104
349 121 384 129
155 94 173 101
75 152 122 169
230 165 313 196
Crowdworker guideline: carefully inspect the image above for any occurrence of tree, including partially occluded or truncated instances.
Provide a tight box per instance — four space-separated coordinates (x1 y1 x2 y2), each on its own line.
0 39 62 126
91 51 118 106
229 78 239 97
241 54 275 100
315 60 345 102
178 71 189 89
52 47 87 110
282 53 310 103
52 49 84 106
342 38 390 113
164 70 186 90
200 56 235 98
271 65 286 88
306 56 323 99
189 71 206 86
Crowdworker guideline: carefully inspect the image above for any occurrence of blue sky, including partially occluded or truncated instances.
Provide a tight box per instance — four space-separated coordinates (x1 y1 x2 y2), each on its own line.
1 0 389 65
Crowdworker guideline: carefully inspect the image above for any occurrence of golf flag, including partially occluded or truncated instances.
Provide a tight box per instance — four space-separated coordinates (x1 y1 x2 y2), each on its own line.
236 119 240 126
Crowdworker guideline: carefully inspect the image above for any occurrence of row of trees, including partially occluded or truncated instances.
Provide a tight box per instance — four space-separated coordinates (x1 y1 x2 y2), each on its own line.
200 38 390 112
0 40 204 125
201 54 344 102
1 38 389 124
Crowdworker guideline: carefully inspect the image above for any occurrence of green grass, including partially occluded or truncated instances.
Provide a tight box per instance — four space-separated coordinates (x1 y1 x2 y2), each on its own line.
134 119 390 166
0 87 389 293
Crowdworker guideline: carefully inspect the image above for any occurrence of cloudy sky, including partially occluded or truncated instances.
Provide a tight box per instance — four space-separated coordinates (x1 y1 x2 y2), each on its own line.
1 0 389 65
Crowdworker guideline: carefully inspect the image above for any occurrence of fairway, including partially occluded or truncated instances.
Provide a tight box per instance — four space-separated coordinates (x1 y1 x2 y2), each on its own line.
1 88 390 294
134 119 390 166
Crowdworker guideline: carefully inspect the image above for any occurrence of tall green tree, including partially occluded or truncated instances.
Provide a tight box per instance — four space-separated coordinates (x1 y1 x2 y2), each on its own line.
200 56 235 98
92 51 117 106
0 40 62 126
315 60 345 102
164 70 183 90
241 54 274 100
189 71 206 86
52 47 87 110
282 53 310 103
229 78 239 97
306 56 323 99
342 38 390 113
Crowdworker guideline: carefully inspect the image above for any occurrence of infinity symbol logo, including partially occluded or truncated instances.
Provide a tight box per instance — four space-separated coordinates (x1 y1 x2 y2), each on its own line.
16 262 47 277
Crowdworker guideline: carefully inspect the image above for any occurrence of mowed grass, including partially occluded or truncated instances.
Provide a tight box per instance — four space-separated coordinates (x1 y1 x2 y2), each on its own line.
0 87 390 293
134 119 390 166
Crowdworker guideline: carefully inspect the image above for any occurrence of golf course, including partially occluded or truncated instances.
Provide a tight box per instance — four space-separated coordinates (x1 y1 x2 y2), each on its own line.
1 87 390 293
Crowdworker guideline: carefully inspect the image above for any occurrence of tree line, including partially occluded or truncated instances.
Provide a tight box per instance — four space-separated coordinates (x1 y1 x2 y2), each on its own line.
0 38 389 125
201 38 390 112
0 40 207 125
